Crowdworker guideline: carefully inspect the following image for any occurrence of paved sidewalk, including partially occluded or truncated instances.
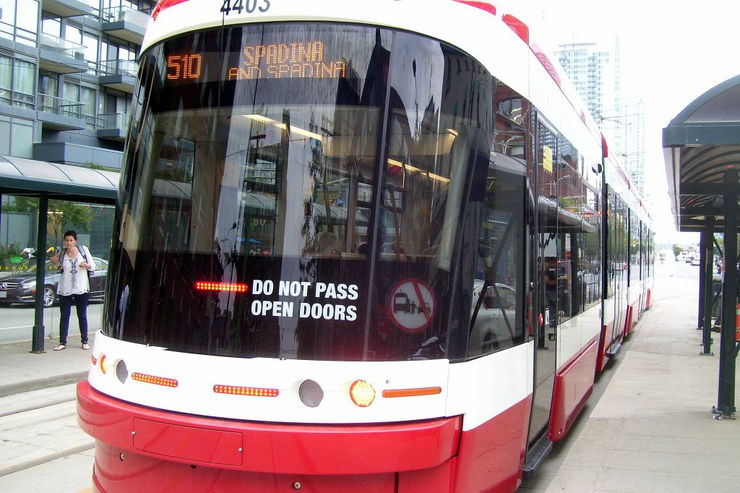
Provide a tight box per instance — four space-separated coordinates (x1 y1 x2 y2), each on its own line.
0 332 94 397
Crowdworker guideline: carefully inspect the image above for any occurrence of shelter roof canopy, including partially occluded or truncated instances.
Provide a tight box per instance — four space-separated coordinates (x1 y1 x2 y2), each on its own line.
663 75 740 232
0 155 119 204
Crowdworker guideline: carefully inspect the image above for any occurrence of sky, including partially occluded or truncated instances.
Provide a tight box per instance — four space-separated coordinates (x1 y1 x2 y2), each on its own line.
495 0 740 245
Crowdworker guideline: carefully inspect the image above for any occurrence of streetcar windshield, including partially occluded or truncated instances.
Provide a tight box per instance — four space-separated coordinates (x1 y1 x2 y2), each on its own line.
106 23 525 361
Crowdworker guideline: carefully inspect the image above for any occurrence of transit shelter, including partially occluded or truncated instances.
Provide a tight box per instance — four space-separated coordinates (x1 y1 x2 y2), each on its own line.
0 155 118 352
663 74 740 417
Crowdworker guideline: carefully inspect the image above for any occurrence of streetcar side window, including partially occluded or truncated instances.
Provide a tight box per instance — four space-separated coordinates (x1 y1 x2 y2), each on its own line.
629 210 640 285
607 187 628 299
535 123 600 326
494 83 527 161
582 186 602 310
467 152 526 357
464 82 530 358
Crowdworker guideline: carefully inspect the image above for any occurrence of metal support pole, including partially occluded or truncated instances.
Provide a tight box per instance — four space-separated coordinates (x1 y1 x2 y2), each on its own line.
701 227 713 354
715 168 737 418
698 231 706 331
31 195 48 354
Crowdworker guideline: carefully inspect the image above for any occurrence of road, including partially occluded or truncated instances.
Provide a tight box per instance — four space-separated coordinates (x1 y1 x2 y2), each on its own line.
0 303 103 345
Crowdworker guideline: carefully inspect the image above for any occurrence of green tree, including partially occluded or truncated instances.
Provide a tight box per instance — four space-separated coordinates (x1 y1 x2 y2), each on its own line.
672 244 683 260
3 197 95 249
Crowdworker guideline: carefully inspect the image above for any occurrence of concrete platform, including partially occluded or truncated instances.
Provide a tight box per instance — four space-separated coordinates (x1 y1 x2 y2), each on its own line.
0 332 93 397
523 260 740 492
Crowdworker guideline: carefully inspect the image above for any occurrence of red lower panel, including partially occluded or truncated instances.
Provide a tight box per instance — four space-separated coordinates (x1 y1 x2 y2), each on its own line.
623 305 633 337
92 441 462 493
92 441 398 493
132 418 243 466
78 382 460 476
397 460 457 493
549 338 598 442
627 292 643 335
452 395 532 493
645 288 652 309
625 297 642 336
80 382 532 492
596 323 610 372
79 382 466 492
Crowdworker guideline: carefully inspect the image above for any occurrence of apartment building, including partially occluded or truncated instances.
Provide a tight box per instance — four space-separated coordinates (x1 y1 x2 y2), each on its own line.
0 0 152 168
555 40 646 196
0 0 151 258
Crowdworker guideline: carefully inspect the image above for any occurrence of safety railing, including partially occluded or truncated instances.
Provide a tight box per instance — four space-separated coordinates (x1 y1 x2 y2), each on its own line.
102 6 150 30
97 112 129 131
39 32 85 60
99 58 138 77
0 90 35 109
37 92 84 118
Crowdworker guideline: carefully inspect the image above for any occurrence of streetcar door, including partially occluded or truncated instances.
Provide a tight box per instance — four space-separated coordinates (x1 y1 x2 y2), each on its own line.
606 188 627 352
528 118 558 447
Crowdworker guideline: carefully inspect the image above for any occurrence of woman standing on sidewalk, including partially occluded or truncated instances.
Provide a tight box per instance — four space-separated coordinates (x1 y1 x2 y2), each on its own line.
50 231 96 351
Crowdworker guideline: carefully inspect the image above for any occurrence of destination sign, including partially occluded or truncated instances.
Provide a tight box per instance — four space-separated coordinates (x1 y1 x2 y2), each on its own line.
165 40 348 83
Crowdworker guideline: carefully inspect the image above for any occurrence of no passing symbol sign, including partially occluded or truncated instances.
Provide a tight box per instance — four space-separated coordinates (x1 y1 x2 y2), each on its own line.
387 278 436 333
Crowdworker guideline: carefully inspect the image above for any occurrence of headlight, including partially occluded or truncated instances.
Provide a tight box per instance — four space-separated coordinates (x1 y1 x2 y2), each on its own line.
21 279 36 288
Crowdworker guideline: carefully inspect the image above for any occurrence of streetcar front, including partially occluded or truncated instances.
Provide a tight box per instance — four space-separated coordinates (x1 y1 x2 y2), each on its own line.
78 3 532 491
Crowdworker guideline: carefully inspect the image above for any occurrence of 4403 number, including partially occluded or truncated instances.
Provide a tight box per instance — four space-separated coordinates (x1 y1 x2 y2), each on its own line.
221 0 271 15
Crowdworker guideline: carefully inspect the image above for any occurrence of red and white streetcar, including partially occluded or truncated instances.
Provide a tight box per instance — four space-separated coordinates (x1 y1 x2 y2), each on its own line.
77 1 654 491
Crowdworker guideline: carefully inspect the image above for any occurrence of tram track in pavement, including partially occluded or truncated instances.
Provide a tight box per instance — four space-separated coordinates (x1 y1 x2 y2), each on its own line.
0 383 93 478
0 394 75 418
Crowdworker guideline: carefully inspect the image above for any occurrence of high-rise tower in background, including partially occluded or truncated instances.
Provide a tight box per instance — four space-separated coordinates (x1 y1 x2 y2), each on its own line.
555 38 646 196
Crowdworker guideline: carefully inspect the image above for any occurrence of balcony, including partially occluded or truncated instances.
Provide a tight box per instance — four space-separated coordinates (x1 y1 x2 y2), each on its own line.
36 93 86 130
38 33 87 74
0 90 35 111
33 142 123 169
102 7 150 45
98 59 138 93
41 0 94 18
97 113 129 141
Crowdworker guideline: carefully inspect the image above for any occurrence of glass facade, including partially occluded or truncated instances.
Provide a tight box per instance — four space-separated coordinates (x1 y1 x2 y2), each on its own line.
0 0 154 161
0 0 39 46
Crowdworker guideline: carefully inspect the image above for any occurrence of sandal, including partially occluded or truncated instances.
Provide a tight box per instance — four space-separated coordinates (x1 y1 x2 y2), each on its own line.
54 344 66 351
82 343 90 350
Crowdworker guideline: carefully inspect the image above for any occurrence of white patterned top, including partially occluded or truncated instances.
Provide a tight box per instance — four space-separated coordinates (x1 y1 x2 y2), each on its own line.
56 246 96 296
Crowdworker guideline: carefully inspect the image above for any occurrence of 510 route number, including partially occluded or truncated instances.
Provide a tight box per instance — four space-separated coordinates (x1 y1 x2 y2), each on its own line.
221 0 271 15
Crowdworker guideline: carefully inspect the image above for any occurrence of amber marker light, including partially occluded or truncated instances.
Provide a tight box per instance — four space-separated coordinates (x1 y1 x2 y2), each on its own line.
99 354 109 374
195 281 248 293
131 372 178 388
213 385 279 397
349 379 376 407
91 354 98 366
382 387 442 398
